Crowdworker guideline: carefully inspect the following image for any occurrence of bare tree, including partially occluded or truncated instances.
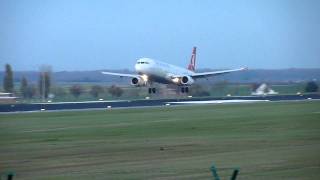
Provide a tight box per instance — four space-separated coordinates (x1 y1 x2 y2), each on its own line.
90 85 104 98
69 85 83 98
39 66 52 100
3 64 14 93
190 84 210 97
20 77 28 98
108 85 123 97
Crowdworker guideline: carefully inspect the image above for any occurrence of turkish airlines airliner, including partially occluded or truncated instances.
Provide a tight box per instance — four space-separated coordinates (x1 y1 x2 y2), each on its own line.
102 47 247 94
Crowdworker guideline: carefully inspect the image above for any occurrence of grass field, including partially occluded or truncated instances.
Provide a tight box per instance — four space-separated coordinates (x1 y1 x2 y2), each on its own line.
0 101 320 179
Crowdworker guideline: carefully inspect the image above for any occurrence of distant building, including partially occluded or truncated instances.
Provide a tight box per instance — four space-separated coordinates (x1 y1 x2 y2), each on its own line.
251 83 278 96
0 92 18 104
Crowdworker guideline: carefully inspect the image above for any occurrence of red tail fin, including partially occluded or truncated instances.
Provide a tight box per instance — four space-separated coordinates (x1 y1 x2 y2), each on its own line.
187 47 196 72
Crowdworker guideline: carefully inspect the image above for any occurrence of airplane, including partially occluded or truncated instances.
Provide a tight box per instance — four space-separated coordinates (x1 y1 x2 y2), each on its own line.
102 47 247 94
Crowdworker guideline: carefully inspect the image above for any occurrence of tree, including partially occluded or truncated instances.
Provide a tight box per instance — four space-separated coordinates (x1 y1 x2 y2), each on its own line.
20 77 36 99
51 87 67 97
3 64 14 93
26 85 37 98
211 81 228 96
190 84 210 97
39 71 51 99
20 77 28 98
305 81 318 93
127 88 140 97
90 85 104 98
69 85 83 98
108 85 123 97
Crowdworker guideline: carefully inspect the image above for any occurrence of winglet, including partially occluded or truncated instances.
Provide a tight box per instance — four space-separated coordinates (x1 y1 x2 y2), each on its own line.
187 46 196 72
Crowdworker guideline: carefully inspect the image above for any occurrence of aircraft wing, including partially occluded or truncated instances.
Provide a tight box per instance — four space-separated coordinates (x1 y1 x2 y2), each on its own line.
101 71 139 78
190 67 248 79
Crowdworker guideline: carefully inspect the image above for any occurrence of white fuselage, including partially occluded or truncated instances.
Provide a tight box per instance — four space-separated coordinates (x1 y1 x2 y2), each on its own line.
135 58 194 84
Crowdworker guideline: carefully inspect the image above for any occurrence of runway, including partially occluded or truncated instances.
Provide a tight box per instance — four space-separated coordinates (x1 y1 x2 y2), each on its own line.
0 94 319 113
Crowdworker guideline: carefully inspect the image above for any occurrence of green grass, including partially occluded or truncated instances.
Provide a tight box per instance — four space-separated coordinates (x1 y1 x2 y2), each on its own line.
0 101 320 179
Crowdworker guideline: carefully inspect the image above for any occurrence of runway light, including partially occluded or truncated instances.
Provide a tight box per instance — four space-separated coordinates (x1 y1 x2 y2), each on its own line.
165 103 170 106
107 105 112 109
40 108 45 111
99 98 104 101
145 96 150 99
188 95 192 98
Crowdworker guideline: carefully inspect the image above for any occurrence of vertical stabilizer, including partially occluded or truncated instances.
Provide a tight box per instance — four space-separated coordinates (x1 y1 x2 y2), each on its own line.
188 47 196 72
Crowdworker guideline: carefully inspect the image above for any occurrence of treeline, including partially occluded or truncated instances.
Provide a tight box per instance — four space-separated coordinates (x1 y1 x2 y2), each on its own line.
2 64 53 99
1 64 319 102
2 64 125 100
67 85 123 98
1 68 320 84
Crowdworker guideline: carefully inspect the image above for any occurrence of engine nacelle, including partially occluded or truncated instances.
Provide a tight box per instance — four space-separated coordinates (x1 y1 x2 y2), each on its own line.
181 76 194 85
131 77 146 86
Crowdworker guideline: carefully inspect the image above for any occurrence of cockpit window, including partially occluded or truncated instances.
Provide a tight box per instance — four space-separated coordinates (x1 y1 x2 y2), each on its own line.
137 61 149 64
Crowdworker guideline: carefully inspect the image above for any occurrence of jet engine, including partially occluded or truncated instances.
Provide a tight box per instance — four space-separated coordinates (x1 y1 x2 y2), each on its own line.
131 77 146 86
181 76 194 85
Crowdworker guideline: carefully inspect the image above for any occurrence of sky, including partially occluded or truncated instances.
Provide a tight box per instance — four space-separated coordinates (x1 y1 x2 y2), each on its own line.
0 0 319 71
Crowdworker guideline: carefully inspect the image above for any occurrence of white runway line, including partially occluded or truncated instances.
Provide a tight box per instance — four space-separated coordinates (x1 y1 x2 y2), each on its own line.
31 100 128 104
167 99 270 104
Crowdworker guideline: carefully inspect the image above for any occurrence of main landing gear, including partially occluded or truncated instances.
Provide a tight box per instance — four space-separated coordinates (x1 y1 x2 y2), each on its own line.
180 87 189 93
147 87 189 94
148 87 156 94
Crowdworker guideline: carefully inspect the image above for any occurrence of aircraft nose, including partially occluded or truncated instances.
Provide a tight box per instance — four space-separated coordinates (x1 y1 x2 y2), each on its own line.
135 64 141 72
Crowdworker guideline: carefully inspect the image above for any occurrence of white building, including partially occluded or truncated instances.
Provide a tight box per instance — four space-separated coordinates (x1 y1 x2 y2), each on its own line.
0 92 18 104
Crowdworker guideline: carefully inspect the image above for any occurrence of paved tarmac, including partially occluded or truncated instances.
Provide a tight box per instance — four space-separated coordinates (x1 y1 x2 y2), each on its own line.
0 94 319 113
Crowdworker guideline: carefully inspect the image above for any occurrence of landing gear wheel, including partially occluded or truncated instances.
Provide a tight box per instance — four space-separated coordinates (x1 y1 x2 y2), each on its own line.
181 87 185 93
180 87 189 93
148 88 156 94
185 87 189 93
